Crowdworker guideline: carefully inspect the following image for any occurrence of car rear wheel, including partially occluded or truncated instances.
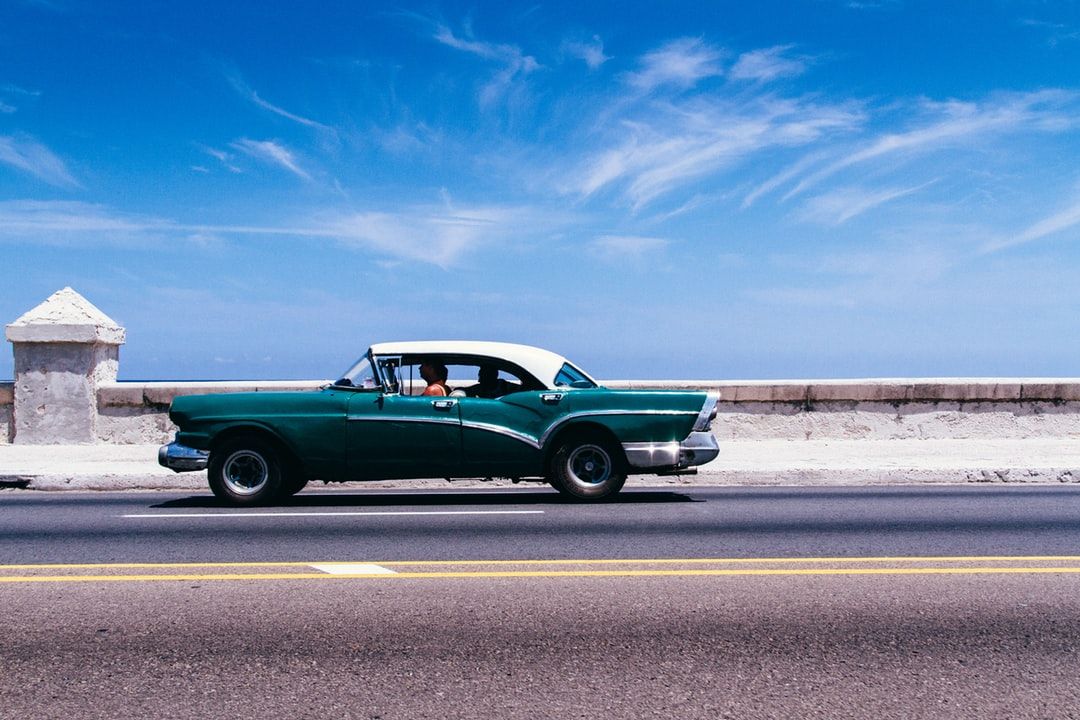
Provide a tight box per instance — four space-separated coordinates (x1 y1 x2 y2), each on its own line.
280 472 309 498
549 437 626 500
208 436 284 506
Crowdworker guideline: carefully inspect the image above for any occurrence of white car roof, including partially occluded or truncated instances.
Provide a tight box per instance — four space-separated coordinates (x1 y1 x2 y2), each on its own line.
367 340 589 388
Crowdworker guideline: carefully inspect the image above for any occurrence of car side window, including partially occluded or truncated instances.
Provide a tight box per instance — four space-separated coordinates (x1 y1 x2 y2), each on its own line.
458 364 526 399
554 363 595 388
375 357 401 394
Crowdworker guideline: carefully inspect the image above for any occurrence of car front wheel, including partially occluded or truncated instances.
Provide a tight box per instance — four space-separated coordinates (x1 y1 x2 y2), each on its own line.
549 437 627 500
208 436 284 506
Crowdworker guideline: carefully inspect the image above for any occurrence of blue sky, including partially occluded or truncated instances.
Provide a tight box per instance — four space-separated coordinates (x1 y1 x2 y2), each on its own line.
3 0 1080 380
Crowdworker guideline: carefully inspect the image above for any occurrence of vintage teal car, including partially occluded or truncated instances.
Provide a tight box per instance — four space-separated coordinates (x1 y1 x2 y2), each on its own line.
159 341 720 505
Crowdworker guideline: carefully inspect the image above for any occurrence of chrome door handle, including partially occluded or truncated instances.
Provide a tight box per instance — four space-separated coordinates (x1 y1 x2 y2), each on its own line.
432 399 457 410
541 393 563 404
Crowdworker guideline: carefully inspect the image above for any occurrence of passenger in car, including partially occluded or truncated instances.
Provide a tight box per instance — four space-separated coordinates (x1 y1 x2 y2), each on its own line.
420 362 449 396
466 365 517 399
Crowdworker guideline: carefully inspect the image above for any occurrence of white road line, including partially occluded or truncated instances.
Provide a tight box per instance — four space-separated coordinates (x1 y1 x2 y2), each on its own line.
310 563 397 575
121 510 545 519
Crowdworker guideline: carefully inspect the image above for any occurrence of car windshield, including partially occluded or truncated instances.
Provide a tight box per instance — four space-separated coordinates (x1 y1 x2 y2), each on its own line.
334 355 381 390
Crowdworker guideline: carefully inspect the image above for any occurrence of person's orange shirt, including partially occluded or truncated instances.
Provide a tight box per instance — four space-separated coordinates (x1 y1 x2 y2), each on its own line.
422 383 447 397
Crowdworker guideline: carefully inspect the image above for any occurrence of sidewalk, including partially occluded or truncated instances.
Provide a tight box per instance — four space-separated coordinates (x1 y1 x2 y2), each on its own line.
2 439 1079 491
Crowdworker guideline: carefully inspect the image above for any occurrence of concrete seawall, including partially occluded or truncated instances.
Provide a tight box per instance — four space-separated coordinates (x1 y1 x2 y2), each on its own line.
619 379 1080 441
0 382 12 444
75 377 1080 446
4 370 1080 447
95 380 327 444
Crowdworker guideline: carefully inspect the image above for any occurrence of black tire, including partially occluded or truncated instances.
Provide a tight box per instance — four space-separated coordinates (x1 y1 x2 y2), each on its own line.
280 472 309 497
207 435 284 506
548 436 627 501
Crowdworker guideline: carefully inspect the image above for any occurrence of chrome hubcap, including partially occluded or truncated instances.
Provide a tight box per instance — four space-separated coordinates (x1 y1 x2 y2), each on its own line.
567 445 611 486
222 450 269 496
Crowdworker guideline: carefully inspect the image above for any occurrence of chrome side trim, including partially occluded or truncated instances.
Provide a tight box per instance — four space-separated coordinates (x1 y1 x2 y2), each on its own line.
693 391 721 432
459 420 541 449
536 409 695 448
158 442 210 473
346 416 461 427
344 408 699 453
622 441 680 469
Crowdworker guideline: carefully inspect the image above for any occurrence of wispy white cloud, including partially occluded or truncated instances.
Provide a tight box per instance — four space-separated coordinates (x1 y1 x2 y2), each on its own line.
197 144 242 173
624 38 723 92
432 23 529 64
0 201 175 247
567 95 862 210
0 84 39 114
645 194 709 223
0 134 79 187
1020 18 1080 47
230 138 311 181
742 152 826 208
0 199 538 267
588 234 669 262
784 90 1078 199
982 197 1080 254
328 205 518 268
798 181 936 225
844 0 902 9
729 45 808 83
430 22 540 107
372 123 440 154
202 146 228 162
564 36 610 69
225 70 333 132
0 83 40 96
327 203 549 267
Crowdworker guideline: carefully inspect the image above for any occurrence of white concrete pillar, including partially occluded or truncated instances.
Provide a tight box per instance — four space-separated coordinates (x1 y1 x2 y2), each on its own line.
5 288 125 444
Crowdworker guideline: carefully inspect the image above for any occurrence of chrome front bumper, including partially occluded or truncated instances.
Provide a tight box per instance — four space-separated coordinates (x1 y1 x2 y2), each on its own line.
621 432 719 470
158 442 210 472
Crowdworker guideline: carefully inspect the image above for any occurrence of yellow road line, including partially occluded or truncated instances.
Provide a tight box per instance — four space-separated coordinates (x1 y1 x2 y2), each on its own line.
7 555 1080 570
5 566 1080 584
370 555 1080 567
0 560 325 570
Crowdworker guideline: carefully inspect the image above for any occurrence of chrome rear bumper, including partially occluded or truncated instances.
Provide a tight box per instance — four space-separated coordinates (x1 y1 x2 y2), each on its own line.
158 442 209 472
621 432 719 470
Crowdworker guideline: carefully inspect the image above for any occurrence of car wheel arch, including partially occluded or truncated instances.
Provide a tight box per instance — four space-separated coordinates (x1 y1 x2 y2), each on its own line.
210 424 303 475
543 421 627 472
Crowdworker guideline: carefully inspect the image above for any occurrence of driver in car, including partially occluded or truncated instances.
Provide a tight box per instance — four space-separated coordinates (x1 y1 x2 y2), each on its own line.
420 362 449 396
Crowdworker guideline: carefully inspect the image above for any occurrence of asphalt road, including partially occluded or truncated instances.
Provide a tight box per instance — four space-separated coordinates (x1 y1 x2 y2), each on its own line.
3 485 1080 718
4 484 1080 563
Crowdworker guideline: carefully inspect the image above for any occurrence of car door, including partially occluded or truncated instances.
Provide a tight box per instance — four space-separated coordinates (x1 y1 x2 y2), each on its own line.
346 392 463 479
456 391 565 477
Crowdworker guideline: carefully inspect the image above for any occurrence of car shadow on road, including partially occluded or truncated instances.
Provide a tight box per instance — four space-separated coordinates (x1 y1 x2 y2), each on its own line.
150 489 698 509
